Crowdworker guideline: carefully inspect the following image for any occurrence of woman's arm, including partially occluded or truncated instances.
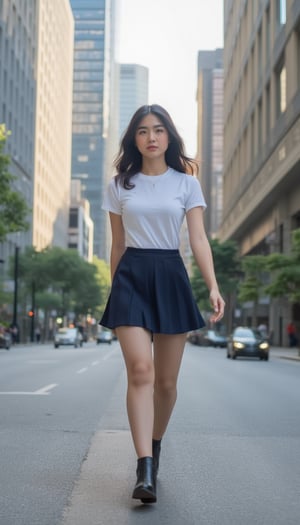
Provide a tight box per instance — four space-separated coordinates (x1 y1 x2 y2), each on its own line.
186 206 225 323
109 212 126 280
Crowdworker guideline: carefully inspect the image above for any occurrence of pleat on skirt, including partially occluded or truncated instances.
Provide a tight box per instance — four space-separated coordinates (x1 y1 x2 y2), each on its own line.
100 247 205 334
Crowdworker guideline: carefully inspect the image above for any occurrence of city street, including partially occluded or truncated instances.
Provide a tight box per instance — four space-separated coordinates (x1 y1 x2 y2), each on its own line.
0 341 299 525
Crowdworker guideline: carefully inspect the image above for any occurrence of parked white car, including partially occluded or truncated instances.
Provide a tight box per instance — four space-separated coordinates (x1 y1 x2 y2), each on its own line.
96 328 113 344
54 327 83 348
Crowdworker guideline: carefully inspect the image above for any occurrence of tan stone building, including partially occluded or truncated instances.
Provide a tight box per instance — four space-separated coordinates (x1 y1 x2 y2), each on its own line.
32 0 74 250
222 0 300 344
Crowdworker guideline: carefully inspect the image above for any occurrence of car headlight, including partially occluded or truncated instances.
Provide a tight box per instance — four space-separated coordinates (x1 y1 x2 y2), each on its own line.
233 341 245 349
259 342 269 350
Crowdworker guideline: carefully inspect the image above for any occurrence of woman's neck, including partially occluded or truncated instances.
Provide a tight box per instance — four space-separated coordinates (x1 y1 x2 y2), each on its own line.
141 159 168 176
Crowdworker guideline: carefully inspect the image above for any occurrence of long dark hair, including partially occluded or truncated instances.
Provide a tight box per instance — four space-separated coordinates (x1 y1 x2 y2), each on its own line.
114 104 198 189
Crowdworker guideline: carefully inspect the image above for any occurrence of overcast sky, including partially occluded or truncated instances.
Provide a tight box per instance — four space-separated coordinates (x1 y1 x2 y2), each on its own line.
118 0 224 155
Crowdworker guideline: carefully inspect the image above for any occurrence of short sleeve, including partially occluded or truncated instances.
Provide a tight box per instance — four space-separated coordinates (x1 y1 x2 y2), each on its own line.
185 176 207 212
102 178 121 215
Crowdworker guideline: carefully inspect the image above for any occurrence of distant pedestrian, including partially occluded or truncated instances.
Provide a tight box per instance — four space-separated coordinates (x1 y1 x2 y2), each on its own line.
100 104 225 504
287 321 298 347
10 324 19 344
35 326 41 343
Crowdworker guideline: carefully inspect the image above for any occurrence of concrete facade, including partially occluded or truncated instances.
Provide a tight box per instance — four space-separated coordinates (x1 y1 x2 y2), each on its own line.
119 63 149 138
222 0 300 344
32 0 74 250
196 49 224 238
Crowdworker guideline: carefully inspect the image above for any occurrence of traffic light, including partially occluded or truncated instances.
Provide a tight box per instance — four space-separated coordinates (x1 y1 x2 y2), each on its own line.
28 310 34 317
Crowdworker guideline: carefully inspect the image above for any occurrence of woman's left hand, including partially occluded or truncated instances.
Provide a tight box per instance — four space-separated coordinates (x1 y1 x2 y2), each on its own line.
209 289 225 323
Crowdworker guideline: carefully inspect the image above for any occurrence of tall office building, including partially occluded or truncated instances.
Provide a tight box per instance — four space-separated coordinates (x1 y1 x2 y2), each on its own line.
32 0 74 249
196 49 223 238
70 0 119 260
0 0 74 256
119 64 149 137
222 0 300 344
0 0 36 262
68 180 94 262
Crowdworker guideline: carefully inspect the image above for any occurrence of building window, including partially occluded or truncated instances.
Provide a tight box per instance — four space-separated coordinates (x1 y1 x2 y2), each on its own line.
297 25 300 88
257 99 262 153
258 26 262 79
265 7 270 60
277 0 286 27
69 208 78 228
250 113 255 161
279 223 284 253
275 57 287 116
265 83 271 137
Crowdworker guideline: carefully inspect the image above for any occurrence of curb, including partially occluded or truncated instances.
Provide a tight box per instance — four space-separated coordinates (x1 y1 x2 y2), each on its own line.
278 356 300 362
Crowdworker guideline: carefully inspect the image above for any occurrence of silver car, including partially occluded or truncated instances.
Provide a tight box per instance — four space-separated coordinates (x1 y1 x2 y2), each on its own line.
54 327 83 348
96 329 113 344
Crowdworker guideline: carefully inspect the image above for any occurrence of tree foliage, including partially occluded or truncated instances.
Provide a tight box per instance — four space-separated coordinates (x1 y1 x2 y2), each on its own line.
237 229 300 327
264 228 300 303
237 255 267 327
238 255 267 304
190 238 241 312
0 124 30 241
11 246 110 319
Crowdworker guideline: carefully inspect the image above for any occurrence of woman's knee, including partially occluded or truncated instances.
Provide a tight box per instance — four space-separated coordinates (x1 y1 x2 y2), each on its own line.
128 360 154 387
154 377 177 397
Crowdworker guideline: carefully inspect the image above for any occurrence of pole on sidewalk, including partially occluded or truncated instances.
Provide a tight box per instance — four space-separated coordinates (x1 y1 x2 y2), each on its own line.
12 245 19 331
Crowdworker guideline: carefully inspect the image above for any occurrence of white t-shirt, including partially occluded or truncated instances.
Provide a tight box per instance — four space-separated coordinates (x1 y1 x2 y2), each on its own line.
102 167 207 249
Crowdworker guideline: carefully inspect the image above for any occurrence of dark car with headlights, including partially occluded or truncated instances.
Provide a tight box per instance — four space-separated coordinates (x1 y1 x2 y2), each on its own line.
227 327 269 360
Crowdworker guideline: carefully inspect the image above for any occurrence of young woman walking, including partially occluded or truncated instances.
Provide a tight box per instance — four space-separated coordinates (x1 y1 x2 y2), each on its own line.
100 104 225 503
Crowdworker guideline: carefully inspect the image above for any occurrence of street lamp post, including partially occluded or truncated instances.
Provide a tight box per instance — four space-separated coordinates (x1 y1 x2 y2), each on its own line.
30 280 35 343
12 246 19 329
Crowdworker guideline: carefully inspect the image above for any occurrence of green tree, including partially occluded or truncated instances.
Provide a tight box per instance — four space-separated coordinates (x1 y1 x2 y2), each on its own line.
72 260 103 317
190 238 241 330
92 256 110 316
238 255 267 327
12 247 105 336
38 247 102 319
265 228 300 303
0 124 30 241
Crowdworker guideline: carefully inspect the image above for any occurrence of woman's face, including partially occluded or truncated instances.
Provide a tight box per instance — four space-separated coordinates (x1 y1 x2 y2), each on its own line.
135 113 169 160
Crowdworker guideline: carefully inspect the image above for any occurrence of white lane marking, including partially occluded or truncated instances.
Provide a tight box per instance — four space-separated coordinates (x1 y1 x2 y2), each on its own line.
0 392 39 396
0 383 58 396
103 352 113 361
34 383 58 395
77 367 88 374
28 360 60 365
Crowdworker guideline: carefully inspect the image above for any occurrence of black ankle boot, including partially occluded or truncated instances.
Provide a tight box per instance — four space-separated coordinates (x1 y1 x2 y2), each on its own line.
132 456 156 503
152 439 162 479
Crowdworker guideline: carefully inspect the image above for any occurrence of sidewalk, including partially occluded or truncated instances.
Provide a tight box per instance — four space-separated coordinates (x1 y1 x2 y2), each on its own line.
271 345 300 362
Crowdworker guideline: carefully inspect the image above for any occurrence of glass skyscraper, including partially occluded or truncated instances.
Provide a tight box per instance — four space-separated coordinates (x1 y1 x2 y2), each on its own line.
0 0 36 261
70 0 118 259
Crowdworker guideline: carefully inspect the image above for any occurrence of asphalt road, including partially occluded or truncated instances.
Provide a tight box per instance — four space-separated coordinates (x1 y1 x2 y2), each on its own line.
0 341 299 525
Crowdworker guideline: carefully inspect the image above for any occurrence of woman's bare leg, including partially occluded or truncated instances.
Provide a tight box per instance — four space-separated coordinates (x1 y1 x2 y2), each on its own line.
116 326 154 458
152 333 187 440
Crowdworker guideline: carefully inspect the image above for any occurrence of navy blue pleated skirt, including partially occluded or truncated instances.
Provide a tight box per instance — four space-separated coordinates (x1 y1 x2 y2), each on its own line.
100 247 205 334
